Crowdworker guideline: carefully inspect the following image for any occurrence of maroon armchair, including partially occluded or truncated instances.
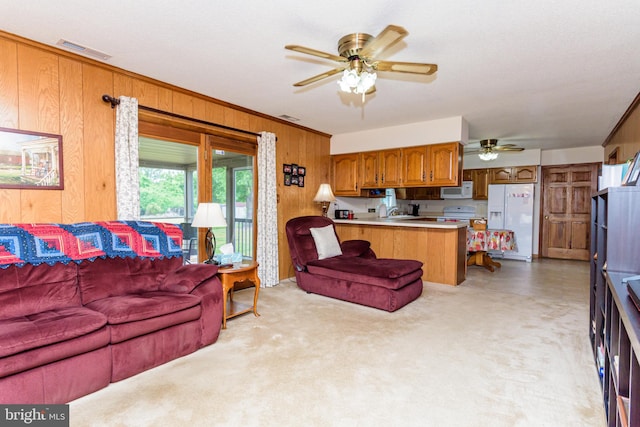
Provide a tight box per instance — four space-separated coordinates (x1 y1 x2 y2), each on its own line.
285 216 423 312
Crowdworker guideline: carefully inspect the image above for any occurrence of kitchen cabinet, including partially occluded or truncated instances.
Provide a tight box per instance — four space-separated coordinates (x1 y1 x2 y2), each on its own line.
402 146 428 186
379 149 402 187
471 168 489 200
331 153 360 196
360 149 402 188
360 151 379 188
331 142 463 194
427 142 462 186
513 166 537 182
489 165 537 184
397 187 441 200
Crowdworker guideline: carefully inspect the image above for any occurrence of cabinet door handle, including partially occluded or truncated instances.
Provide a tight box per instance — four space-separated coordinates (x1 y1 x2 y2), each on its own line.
381 174 384 183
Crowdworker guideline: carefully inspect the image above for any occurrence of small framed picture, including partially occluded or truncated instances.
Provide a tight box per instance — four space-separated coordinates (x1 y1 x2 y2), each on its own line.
622 151 640 186
298 176 305 187
283 164 292 174
291 176 299 185
284 174 291 186
291 164 299 176
298 166 306 176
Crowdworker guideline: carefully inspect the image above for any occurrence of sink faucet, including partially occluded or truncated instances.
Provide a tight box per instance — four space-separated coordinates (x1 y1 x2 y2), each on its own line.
388 206 399 216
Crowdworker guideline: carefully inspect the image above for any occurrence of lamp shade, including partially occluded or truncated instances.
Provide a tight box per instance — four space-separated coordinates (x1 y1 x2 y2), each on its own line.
313 184 336 203
191 203 227 228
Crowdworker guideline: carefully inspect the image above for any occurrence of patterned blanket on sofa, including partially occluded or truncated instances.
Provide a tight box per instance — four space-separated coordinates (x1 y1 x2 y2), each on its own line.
0 221 183 268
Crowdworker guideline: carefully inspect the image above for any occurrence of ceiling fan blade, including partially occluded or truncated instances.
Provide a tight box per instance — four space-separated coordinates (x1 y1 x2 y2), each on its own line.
375 60 438 75
293 68 344 87
493 146 524 151
285 45 347 63
359 25 408 58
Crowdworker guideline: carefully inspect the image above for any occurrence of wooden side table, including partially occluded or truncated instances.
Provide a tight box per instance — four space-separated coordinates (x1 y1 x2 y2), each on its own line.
217 261 260 329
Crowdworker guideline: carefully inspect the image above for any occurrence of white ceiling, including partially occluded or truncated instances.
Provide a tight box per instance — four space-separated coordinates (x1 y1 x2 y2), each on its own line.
1 1 640 152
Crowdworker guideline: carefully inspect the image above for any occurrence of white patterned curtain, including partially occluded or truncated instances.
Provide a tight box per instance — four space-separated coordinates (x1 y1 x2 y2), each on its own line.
115 96 140 220
257 131 279 287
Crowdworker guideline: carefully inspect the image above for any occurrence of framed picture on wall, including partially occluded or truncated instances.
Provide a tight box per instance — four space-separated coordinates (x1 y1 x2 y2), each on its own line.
0 127 64 190
622 151 640 186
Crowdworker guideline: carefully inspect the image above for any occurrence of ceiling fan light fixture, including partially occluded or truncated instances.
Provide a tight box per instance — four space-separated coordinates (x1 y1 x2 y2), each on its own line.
338 69 377 96
478 151 499 161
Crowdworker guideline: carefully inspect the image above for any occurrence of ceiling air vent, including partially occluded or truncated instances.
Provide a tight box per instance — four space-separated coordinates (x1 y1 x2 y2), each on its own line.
56 39 111 61
278 114 300 122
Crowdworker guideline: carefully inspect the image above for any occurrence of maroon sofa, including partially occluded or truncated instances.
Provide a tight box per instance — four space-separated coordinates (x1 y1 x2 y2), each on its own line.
285 216 424 312
0 221 223 404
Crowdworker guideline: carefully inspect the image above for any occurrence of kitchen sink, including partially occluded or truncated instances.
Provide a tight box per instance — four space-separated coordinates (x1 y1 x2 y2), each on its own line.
383 215 422 220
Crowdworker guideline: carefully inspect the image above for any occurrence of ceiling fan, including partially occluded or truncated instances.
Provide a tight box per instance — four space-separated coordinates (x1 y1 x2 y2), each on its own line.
465 139 524 161
285 25 437 100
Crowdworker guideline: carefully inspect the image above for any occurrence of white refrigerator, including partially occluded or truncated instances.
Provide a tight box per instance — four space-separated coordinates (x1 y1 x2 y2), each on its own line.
487 183 534 262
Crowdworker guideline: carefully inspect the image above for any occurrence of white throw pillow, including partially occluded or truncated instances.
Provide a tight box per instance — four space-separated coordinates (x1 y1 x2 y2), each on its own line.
309 224 343 260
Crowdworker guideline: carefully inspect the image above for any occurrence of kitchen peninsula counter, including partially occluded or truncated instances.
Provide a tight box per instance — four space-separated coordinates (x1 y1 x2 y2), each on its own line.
334 218 467 286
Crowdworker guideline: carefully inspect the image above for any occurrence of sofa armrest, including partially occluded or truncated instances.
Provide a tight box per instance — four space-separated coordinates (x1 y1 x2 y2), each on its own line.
190 277 223 346
157 264 219 293
340 240 376 258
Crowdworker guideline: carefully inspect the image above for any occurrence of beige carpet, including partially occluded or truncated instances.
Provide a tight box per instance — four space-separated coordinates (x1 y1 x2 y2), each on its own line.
70 259 605 426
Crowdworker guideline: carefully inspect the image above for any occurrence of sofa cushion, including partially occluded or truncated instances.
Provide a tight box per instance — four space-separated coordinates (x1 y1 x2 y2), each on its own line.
306 257 424 290
85 292 202 325
0 263 80 320
77 256 183 305
0 306 107 358
340 240 374 258
310 224 342 259
108 305 202 344
157 264 219 293
0 326 110 378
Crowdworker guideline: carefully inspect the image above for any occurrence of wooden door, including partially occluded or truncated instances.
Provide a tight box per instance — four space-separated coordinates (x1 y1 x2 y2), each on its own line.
403 146 428 186
379 149 402 187
428 142 460 186
332 154 360 196
541 163 599 260
360 152 379 188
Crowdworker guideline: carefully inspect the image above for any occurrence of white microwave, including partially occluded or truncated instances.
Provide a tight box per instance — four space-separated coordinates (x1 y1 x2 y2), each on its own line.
440 181 473 199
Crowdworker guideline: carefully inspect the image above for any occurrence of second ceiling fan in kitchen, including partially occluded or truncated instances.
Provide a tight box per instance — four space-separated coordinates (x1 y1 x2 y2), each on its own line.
465 139 524 161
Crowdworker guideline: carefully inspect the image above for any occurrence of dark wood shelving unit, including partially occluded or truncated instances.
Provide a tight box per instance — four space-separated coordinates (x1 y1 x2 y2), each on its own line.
590 186 640 426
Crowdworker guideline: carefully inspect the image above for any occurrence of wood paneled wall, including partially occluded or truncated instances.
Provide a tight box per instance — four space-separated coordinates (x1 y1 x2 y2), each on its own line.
604 93 640 162
0 31 331 280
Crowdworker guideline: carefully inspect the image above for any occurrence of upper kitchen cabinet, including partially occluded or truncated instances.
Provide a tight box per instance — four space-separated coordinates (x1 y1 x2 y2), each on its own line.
403 146 429 186
489 165 538 184
470 168 489 200
428 142 462 187
513 166 537 182
360 151 379 188
360 149 402 188
332 153 360 196
379 149 403 187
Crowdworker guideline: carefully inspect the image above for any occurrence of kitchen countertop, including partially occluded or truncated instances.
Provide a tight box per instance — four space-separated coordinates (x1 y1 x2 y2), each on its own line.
333 216 467 229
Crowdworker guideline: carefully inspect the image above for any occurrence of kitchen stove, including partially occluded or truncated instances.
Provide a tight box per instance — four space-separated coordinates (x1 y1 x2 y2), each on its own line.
437 206 477 224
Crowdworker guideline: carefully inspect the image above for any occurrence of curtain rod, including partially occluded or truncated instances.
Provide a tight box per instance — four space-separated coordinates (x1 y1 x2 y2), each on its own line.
101 94 262 138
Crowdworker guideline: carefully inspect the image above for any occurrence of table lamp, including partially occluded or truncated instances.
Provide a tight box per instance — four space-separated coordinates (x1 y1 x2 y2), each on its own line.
191 203 227 264
313 183 336 217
